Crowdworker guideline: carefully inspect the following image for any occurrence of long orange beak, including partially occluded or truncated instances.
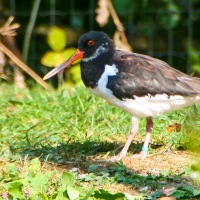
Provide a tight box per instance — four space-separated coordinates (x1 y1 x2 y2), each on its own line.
43 49 84 80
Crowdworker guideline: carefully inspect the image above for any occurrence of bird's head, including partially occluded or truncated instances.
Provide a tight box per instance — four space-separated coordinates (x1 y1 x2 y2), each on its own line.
43 31 114 80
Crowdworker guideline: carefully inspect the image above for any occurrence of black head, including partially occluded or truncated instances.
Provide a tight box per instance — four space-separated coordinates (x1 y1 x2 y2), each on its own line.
43 31 115 80
78 31 115 61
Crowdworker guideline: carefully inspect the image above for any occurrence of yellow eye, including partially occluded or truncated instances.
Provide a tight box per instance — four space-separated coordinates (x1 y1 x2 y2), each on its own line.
87 40 94 46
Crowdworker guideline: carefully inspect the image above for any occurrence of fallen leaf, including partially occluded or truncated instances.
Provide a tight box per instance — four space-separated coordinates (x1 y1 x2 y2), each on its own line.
157 197 176 200
165 123 182 132
162 187 176 196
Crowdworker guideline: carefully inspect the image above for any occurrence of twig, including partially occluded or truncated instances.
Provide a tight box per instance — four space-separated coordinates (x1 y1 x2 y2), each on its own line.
107 0 131 49
107 0 124 31
0 42 49 89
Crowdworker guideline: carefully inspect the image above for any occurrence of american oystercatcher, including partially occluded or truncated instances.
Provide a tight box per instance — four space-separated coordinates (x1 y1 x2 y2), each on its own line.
44 31 200 161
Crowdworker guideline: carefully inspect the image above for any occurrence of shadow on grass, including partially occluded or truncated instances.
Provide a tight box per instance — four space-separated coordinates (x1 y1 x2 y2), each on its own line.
11 140 199 199
18 140 144 164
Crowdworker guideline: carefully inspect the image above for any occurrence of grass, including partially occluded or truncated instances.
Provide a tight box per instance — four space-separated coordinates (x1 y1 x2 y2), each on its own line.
0 82 199 199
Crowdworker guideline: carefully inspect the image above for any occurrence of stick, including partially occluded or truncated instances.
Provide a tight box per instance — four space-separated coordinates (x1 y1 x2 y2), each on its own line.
0 42 49 89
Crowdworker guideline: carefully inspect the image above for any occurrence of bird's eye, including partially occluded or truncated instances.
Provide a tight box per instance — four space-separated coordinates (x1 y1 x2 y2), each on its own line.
87 40 95 46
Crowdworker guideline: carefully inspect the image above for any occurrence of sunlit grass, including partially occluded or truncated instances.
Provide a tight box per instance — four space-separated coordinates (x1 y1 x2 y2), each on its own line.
0 82 191 162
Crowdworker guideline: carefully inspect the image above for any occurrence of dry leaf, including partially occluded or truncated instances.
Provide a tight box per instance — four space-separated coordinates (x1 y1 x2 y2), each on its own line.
113 31 132 52
0 16 20 36
165 123 182 133
162 186 177 196
96 0 110 27
95 0 132 54
157 197 176 200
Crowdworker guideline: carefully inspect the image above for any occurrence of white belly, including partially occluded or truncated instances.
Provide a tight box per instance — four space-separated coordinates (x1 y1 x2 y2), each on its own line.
89 86 200 117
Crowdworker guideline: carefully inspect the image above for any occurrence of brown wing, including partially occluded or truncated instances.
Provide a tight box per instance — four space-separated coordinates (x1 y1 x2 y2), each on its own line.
107 50 200 100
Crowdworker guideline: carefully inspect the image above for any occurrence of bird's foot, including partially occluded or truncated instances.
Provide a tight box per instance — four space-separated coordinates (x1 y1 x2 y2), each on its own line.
106 150 148 162
107 152 126 162
131 150 148 160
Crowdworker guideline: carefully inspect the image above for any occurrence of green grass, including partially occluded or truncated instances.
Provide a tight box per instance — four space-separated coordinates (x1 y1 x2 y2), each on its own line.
0 83 199 199
0 83 184 161
0 83 131 162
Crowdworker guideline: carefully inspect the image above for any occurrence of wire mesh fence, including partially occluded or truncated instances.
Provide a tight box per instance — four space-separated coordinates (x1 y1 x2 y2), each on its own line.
1 0 200 76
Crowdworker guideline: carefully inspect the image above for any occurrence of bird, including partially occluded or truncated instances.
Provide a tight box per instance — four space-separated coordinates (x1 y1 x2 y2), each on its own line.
43 31 200 161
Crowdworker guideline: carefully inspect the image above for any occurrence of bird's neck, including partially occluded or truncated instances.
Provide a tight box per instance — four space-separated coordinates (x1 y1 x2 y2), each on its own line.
80 51 114 88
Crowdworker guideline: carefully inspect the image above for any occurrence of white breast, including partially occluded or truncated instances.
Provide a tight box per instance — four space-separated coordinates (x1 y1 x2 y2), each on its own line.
88 64 118 98
88 64 200 117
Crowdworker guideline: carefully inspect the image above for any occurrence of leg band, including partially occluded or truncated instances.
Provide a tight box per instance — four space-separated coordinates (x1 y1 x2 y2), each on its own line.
142 146 148 152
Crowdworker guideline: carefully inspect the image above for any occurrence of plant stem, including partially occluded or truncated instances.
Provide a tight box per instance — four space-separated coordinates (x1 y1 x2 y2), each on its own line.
22 0 41 63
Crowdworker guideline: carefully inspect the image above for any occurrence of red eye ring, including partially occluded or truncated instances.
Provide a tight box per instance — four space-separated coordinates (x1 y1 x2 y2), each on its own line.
87 40 94 46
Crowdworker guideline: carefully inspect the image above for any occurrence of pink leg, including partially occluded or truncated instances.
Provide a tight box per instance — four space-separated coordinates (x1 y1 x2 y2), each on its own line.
131 117 153 160
108 117 139 161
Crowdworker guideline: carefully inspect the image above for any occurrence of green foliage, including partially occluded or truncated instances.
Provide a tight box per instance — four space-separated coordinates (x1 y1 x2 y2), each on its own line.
80 163 200 199
61 172 76 186
183 104 200 183
41 26 81 84
47 26 67 52
157 0 180 29
1 158 52 199
113 0 181 29
0 158 127 200
94 189 125 200
183 104 200 152
41 48 77 68
188 45 200 73
1 159 199 199
113 0 134 16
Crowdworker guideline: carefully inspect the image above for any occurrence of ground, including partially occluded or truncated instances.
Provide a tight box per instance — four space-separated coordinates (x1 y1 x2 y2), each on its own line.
0 84 199 199
40 148 194 197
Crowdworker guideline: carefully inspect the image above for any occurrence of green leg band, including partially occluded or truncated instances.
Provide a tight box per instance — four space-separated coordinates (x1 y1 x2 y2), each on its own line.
142 146 148 152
